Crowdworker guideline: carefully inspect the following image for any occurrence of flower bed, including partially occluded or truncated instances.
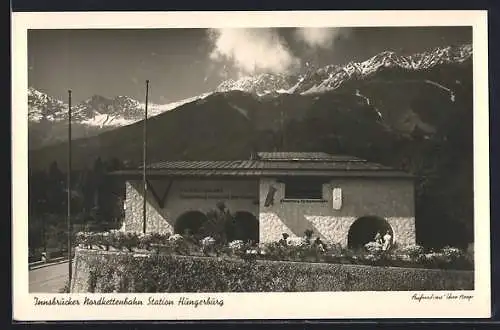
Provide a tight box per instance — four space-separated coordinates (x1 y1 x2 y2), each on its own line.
74 231 474 271
71 248 474 293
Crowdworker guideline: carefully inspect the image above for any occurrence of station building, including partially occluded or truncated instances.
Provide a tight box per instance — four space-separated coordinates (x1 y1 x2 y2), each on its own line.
110 152 416 248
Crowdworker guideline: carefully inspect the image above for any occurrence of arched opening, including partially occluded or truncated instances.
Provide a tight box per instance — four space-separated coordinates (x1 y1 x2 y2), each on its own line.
174 211 208 238
227 211 259 244
348 216 393 249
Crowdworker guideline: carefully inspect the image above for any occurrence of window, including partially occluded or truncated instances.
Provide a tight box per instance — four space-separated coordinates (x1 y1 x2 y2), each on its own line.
284 178 323 200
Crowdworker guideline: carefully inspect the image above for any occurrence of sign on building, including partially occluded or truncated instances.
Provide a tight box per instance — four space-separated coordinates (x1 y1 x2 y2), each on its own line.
332 187 342 210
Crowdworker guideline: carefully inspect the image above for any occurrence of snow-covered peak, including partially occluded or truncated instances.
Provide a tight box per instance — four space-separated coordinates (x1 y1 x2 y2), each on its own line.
214 44 472 96
28 88 212 128
215 73 296 95
28 87 213 149
28 87 68 121
146 92 212 114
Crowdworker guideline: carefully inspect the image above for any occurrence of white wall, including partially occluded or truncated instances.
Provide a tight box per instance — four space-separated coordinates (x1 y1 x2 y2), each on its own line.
123 178 259 234
123 175 416 247
258 177 416 246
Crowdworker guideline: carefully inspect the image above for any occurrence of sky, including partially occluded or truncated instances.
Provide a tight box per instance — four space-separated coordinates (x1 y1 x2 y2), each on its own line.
28 26 472 104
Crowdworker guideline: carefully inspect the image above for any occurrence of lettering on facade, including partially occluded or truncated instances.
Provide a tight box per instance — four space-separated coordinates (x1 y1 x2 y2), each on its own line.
179 187 256 200
280 199 328 204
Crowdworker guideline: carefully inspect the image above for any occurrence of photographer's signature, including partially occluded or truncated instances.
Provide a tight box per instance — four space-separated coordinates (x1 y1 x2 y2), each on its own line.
412 293 473 302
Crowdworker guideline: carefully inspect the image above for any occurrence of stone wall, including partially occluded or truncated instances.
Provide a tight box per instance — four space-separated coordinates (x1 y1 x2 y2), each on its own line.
387 216 417 247
123 178 259 234
259 177 416 246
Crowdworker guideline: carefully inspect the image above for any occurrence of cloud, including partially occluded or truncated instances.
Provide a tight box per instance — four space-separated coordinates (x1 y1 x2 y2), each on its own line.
294 27 351 49
208 28 300 76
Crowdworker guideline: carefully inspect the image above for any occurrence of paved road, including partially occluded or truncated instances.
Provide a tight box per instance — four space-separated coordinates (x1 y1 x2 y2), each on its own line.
29 260 73 293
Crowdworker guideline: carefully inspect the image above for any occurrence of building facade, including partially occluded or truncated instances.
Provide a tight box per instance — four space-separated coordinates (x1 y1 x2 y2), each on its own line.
111 152 416 248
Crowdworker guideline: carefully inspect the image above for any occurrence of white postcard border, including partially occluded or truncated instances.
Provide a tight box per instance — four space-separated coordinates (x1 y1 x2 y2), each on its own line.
12 10 491 321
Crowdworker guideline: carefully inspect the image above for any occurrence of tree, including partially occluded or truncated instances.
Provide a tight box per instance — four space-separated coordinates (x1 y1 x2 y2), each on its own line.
100 158 126 228
107 157 123 172
82 157 126 230
46 161 65 213
30 169 48 215
199 201 234 244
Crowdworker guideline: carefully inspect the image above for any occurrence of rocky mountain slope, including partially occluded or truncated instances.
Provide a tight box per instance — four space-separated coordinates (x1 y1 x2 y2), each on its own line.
28 44 471 149
28 44 474 247
215 44 471 95
28 87 210 149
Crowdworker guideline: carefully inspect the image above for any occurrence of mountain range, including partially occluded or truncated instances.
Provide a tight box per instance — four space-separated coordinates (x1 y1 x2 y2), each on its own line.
28 44 471 149
28 87 210 149
28 44 474 247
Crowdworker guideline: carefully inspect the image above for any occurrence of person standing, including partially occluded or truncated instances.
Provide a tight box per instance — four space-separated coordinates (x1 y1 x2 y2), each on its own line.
304 229 314 245
313 237 327 252
279 233 289 247
382 230 393 251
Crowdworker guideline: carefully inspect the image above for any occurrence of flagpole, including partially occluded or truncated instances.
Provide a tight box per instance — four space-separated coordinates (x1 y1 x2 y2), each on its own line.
67 89 73 289
142 80 149 234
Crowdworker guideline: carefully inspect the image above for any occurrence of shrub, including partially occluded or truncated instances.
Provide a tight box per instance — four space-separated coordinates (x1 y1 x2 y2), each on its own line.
258 242 289 260
295 245 322 262
441 246 464 262
138 233 154 250
75 232 86 246
59 280 70 293
200 236 217 255
75 232 93 248
74 249 474 293
108 230 125 250
202 206 232 243
123 232 139 251
465 243 474 264
326 242 343 255
400 245 426 263
173 234 203 255
228 240 245 254
421 252 445 268
155 232 171 243
364 241 383 254
402 244 425 257
75 230 172 252
99 232 111 250
168 234 183 242
304 229 314 239
286 236 308 247
257 242 271 256
200 236 215 245
362 254 381 263
136 232 170 250
74 231 473 270
242 248 259 262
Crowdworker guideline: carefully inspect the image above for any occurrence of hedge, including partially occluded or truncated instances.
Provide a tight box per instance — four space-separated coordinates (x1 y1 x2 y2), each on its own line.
71 248 474 293
74 231 474 271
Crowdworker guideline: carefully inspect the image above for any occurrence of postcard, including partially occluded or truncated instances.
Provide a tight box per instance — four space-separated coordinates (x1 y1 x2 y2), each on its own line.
12 10 490 320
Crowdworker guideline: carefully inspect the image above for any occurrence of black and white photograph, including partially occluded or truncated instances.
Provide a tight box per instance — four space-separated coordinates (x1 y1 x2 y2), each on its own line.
12 10 490 320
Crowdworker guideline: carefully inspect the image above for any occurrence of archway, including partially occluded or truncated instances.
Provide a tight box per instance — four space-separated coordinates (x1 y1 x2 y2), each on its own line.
174 211 208 238
228 211 259 243
347 216 393 249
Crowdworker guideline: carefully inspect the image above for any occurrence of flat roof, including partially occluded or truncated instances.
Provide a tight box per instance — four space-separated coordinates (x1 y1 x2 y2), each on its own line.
110 153 413 179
